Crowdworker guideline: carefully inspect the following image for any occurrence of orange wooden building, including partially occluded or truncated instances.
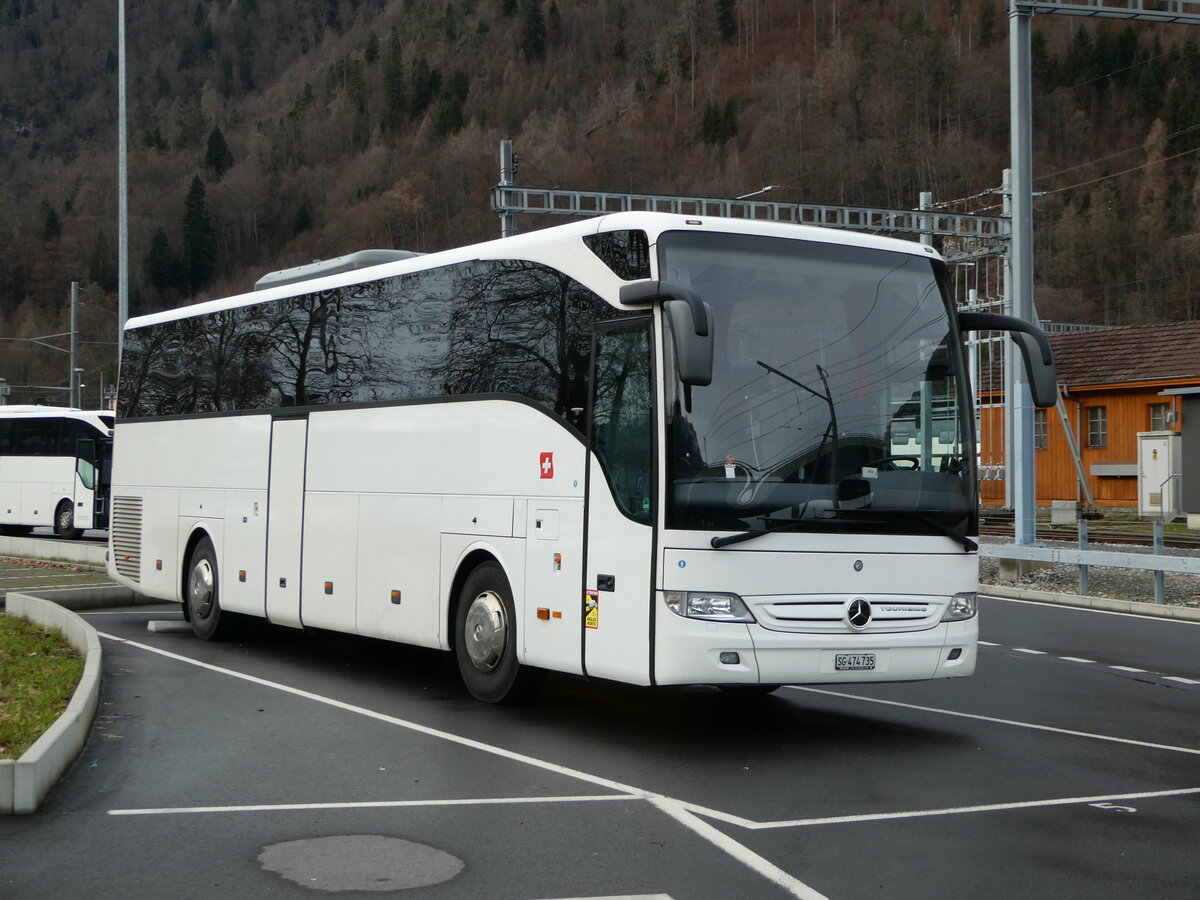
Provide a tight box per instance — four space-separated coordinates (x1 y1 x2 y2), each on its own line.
979 321 1200 509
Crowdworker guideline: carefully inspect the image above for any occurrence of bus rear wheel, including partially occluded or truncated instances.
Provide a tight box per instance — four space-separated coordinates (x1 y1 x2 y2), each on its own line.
186 536 237 640
454 561 543 704
53 500 82 540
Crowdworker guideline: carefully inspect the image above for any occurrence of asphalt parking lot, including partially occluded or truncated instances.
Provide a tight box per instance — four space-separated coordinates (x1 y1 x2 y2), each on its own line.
2 589 1198 898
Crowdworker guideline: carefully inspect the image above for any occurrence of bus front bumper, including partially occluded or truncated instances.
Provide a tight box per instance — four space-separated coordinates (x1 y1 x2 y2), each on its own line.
653 617 977 686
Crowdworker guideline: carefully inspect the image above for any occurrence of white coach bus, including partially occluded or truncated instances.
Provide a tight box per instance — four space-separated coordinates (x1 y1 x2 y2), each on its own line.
108 213 1055 702
0 406 114 539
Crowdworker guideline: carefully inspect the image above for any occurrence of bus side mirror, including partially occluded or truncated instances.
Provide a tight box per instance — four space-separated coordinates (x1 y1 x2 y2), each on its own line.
664 298 713 387
620 280 713 387
957 312 1058 408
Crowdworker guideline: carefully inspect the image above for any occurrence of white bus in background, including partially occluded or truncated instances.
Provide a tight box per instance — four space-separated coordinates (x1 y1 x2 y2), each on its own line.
0 406 114 539
108 212 1055 702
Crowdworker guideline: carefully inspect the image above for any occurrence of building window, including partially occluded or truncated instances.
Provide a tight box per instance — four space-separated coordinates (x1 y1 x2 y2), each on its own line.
1034 408 1047 449
1150 403 1170 431
1086 406 1107 448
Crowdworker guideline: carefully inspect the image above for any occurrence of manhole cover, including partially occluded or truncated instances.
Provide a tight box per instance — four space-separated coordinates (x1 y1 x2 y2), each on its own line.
258 834 464 892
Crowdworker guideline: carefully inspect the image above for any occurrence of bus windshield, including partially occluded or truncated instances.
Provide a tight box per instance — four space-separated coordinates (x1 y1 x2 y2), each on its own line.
659 231 974 539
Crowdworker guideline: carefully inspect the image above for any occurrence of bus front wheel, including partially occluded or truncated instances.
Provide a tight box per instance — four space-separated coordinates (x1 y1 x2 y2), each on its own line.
53 500 81 540
454 561 543 704
187 537 235 640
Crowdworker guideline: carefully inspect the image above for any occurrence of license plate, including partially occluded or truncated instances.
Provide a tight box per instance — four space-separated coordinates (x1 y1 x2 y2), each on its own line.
835 653 876 671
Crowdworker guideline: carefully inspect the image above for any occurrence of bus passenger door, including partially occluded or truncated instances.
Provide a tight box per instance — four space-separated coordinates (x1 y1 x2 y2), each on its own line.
265 416 308 628
584 319 656 685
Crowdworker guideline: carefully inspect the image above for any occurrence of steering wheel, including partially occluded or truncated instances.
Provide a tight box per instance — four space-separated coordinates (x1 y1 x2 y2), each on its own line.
865 455 920 471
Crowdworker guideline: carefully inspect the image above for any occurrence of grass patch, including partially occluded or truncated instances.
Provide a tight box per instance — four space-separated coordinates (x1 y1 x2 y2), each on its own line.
0 612 84 759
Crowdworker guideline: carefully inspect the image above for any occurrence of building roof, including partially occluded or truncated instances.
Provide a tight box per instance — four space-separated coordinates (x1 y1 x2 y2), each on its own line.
1049 321 1200 388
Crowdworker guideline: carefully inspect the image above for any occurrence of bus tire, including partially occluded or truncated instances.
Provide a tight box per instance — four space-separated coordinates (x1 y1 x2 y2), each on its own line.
186 536 236 641
454 561 543 704
53 500 81 540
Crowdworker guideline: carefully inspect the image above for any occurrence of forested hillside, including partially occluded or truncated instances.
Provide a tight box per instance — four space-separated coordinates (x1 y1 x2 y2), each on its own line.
1 0 1198 403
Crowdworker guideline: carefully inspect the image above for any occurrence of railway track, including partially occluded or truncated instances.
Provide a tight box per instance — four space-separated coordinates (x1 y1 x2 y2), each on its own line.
980 524 1200 550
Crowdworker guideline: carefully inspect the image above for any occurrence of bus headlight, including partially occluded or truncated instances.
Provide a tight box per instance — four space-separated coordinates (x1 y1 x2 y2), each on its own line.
942 591 977 622
663 591 755 623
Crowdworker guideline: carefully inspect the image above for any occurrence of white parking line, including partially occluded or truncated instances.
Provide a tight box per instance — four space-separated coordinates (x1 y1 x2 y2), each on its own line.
985 594 1200 626
98 632 826 900
99 628 1195 900
110 794 638 817
696 787 1200 829
786 686 1200 756
980 643 1196 687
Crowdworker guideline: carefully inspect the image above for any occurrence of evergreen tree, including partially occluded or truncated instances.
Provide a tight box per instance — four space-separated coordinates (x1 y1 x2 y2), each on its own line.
346 58 367 113
144 227 182 293
204 126 233 178
384 28 406 132
522 0 546 63
181 176 215 296
715 0 736 43
977 1 997 49
41 200 61 243
410 56 441 117
293 201 312 235
699 98 738 144
88 229 116 293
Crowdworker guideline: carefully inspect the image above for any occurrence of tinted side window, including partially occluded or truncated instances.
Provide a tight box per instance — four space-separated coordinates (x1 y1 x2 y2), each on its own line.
120 260 621 420
58 420 98 454
0 421 12 454
15 418 57 455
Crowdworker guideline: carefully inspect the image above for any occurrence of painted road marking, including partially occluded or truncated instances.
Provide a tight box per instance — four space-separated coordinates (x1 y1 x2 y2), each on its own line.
979 643 1195 687
111 794 639 816
787 686 1200 756
984 594 1200 626
678 787 1200 830
98 632 828 900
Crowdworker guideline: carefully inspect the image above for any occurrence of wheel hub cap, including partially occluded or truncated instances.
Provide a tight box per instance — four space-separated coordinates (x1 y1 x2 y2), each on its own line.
463 590 507 672
189 559 215 618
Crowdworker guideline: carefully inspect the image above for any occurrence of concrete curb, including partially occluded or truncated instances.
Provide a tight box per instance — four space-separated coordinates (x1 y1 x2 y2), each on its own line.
0 535 107 567
981 584 1200 622
0 592 102 815
0 586 150 612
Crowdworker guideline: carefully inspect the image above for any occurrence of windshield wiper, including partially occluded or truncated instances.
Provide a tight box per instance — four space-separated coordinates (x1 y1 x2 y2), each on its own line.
710 503 836 548
876 510 978 552
711 507 977 552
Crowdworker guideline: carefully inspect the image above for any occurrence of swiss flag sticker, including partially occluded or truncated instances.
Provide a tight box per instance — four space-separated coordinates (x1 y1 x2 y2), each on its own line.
539 452 554 479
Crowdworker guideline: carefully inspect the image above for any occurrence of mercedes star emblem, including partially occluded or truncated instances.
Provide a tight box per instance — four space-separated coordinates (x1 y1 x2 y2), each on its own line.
846 597 872 630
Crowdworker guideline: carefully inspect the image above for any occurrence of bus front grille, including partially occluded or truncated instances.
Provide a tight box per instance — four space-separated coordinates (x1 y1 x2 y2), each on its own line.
111 496 143 582
752 595 939 634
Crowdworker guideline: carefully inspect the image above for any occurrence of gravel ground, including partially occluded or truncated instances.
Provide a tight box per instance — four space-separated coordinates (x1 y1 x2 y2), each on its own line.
979 538 1200 609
